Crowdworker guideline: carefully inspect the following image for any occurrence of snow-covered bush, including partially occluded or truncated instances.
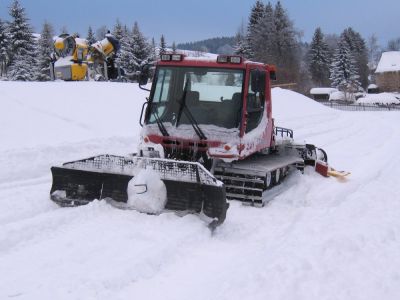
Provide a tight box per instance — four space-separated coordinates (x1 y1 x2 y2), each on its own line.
357 93 400 105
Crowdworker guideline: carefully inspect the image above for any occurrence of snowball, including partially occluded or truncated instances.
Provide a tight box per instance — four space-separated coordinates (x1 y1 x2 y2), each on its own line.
126 169 167 214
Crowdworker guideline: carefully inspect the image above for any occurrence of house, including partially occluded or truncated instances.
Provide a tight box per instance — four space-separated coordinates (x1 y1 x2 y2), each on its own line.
375 51 400 92
367 84 379 94
309 88 338 101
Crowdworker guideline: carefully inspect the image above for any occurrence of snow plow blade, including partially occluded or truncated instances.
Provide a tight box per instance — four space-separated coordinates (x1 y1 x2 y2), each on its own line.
50 155 228 227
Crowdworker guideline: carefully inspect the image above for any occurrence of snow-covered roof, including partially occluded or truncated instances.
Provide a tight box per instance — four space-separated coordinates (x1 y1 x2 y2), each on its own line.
375 51 400 73
368 84 378 89
357 93 400 105
310 88 338 95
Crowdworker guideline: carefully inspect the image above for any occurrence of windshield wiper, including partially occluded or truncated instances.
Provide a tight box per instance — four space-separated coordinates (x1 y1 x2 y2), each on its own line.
181 105 207 140
175 77 207 140
175 77 189 127
150 103 169 137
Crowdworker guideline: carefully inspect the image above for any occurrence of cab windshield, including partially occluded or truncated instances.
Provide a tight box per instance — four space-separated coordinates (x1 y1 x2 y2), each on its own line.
147 66 244 129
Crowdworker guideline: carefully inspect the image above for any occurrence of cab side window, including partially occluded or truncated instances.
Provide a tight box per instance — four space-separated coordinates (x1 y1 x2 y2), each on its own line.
153 68 172 102
246 69 266 132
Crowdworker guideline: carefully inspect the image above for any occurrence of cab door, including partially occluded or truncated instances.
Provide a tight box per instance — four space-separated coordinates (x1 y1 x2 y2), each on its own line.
239 65 273 157
245 68 266 133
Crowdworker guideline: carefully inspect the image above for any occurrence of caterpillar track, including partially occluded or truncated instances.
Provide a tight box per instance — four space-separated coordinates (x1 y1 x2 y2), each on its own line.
214 150 305 207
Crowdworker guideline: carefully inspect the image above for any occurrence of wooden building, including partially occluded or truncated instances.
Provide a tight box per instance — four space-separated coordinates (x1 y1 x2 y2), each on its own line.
310 88 338 101
375 51 400 93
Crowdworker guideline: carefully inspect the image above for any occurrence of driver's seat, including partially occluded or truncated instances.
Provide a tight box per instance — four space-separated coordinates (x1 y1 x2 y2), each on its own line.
185 91 200 106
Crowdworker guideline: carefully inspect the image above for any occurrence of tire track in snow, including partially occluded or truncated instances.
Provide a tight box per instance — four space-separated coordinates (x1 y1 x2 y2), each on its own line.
0 202 212 300
1 87 93 132
0 136 137 227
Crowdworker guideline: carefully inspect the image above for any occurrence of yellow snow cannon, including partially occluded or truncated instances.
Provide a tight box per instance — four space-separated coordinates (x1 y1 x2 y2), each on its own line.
87 35 121 81
89 35 119 60
52 34 89 81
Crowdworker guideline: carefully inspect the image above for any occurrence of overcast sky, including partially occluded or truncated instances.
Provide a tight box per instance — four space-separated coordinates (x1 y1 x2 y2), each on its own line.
0 0 399 46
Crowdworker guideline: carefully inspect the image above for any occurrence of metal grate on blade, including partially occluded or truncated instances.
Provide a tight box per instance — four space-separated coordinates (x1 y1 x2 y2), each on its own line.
62 154 221 187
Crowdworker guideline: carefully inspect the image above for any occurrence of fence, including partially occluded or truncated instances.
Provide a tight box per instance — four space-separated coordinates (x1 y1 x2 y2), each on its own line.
320 102 400 112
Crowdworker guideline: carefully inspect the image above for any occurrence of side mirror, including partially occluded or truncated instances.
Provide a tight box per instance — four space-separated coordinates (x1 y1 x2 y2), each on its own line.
138 72 149 86
270 70 276 81
138 64 151 91
250 69 266 93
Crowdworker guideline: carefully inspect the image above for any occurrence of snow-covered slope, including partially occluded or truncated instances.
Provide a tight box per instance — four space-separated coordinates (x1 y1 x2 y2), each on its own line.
1 81 400 300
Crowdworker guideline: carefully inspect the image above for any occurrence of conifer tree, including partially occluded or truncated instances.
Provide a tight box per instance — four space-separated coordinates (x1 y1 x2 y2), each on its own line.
122 25 129 37
234 29 249 57
117 22 150 77
86 26 96 45
149 37 157 62
233 35 246 56
36 21 54 81
307 27 331 86
131 22 150 65
341 27 368 88
117 30 136 75
7 0 37 81
159 34 166 55
253 2 276 63
246 0 265 58
0 18 9 77
273 1 299 83
113 20 125 41
274 1 296 59
234 22 246 56
387 38 400 51
111 22 127 73
330 37 361 100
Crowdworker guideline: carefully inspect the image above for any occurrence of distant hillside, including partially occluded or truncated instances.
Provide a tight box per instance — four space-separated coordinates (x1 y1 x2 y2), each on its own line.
177 36 236 55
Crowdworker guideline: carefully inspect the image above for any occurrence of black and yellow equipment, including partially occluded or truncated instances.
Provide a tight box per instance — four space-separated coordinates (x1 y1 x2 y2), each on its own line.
50 34 124 82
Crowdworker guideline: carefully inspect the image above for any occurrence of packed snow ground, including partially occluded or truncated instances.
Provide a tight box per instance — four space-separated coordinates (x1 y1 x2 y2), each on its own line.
1 81 400 300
